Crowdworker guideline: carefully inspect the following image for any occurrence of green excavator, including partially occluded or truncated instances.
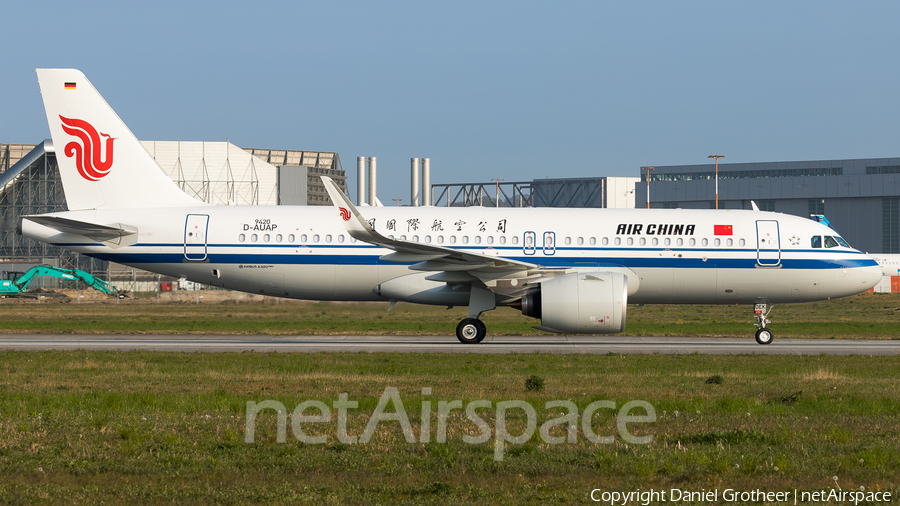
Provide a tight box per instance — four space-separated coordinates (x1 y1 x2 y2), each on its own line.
0 265 121 297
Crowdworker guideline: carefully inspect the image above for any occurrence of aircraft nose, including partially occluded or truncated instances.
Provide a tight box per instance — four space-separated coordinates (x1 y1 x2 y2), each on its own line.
859 264 882 291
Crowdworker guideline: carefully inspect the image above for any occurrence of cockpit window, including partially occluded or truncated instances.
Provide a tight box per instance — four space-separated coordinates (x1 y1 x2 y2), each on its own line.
824 236 839 248
811 236 822 248
834 236 850 248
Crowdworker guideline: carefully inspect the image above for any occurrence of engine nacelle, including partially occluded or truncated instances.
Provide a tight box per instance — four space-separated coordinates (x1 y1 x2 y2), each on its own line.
520 272 627 334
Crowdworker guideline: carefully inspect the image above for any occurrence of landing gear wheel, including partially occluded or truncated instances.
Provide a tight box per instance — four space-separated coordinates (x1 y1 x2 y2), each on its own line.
456 318 486 344
753 304 775 345
755 328 774 345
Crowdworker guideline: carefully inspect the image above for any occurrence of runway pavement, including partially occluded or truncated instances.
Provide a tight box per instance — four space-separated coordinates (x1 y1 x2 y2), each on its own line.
0 334 897 355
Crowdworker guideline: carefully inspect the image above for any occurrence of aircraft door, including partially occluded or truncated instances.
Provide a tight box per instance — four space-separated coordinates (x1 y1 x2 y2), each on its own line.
184 214 209 261
523 231 536 255
543 231 556 256
756 220 780 266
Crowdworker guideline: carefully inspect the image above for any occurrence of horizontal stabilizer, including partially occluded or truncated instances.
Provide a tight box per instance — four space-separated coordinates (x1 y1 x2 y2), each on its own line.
21 216 137 246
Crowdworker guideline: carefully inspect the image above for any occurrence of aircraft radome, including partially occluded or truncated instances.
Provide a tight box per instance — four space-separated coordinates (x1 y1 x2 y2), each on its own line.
18 69 882 345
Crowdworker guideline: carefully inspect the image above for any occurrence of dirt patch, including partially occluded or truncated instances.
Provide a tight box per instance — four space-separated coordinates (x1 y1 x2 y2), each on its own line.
1 289 312 305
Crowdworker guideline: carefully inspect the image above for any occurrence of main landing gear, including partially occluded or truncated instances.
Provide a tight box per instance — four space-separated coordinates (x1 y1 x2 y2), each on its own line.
456 318 487 344
455 286 495 344
753 304 774 345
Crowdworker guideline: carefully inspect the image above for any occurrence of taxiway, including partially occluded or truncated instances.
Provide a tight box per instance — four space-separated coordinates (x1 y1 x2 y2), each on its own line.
0 334 896 355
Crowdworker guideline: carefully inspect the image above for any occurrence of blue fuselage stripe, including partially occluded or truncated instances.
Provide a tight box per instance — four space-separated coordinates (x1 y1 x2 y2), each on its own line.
76 248 877 270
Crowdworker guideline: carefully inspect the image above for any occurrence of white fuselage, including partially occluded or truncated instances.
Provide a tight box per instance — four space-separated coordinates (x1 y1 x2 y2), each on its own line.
21 205 881 305
870 254 900 277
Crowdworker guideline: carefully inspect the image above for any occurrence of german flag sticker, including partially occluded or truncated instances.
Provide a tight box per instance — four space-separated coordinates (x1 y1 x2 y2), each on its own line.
64 82 76 90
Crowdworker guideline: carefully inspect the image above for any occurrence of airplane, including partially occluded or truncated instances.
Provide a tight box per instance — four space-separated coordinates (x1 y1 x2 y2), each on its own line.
869 254 900 277
17 69 882 345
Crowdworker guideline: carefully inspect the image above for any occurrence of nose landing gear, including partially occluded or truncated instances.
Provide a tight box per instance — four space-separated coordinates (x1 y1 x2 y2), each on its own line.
753 304 774 345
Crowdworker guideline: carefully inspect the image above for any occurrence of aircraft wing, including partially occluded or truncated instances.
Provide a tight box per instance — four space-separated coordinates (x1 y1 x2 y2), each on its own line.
320 177 536 275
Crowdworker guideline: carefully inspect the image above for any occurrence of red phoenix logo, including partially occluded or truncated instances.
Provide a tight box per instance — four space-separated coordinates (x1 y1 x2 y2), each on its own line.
339 207 351 221
59 115 116 181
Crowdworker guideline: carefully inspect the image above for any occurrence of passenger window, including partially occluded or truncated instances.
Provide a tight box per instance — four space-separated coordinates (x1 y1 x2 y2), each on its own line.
487 236 494 244
276 234 283 242
512 236 518 245
714 238 721 246
450 236 457 244
590 237 596 246
811 236 822 248
701 238 708 246
726 238 733 246
239 234 246 242
627 237 634 246
251 234 258 242
438 236 444 244
499 236 506 245
577 237 584 245
676 238 683 246
462 236 469 244
824 236 839 248
337 235 344 243
664 238 671 246
565 237 572 245
474 236 481 244
689 238 696 246
289 234 295 242
313 234 319 243
639 237 646 246
614 237 621 246
425 235 432 243
325 234 332 243
300 234 307 243
739 238 745 246
602 237 608 246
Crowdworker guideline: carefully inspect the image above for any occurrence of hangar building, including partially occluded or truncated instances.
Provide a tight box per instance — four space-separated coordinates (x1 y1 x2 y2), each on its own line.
0 141 345 290
635 157 900 254
432 177 640 208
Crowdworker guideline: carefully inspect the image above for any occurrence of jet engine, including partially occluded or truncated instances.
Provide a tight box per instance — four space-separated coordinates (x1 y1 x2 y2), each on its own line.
518 272 627 334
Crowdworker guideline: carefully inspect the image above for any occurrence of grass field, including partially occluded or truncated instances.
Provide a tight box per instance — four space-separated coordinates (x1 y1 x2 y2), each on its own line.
0 292 898 504
0 351 898 504
0 291 900 339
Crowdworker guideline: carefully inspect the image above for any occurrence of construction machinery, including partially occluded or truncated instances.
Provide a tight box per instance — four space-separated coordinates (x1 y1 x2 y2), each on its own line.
0 265 120 296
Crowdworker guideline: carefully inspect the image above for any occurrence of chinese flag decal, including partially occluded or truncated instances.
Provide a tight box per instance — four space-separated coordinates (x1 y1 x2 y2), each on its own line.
714 225 733 235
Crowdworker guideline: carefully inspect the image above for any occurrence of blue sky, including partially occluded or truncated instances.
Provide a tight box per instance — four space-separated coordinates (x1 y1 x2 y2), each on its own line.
2 1 899 203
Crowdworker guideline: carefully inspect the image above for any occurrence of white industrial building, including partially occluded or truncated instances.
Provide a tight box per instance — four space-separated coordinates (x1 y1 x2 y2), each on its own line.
0 141 345 291
431 176 640 208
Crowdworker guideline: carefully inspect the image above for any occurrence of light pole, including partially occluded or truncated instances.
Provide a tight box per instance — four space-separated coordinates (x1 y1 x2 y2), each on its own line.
491 178 504 208
641 167 654 209
708 154 724 209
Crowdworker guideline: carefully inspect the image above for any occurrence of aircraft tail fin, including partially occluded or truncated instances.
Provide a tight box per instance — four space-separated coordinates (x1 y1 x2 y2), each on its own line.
36 69 203 210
